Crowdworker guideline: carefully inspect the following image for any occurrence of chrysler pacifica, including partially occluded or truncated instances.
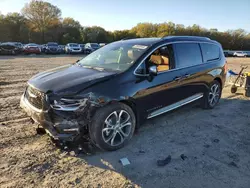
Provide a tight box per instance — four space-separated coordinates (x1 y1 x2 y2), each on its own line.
20 36 227 151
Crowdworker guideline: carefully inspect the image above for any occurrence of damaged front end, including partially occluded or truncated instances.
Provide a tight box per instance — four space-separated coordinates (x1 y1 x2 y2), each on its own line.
20 85 103 144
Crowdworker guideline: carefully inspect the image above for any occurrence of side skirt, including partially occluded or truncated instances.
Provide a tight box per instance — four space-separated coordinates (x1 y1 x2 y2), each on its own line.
147 93 204 119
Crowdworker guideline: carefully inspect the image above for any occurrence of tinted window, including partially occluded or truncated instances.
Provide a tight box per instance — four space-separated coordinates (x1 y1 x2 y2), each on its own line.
91 43 100 48
69 44 78 47
174 43 202 68
200 43 220 62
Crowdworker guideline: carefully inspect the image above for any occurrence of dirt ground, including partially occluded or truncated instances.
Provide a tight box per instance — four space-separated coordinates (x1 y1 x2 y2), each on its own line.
1 56 250 188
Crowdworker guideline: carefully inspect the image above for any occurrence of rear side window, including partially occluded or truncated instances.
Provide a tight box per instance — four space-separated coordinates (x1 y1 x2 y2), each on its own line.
200 43 220 62
174 43 202 68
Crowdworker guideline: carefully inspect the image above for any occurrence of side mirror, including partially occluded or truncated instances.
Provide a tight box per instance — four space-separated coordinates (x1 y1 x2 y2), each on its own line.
149 65 158 75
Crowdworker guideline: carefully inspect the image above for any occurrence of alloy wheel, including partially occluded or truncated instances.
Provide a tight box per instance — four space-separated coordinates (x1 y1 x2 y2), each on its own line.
208 83 220 106
102 110 132 147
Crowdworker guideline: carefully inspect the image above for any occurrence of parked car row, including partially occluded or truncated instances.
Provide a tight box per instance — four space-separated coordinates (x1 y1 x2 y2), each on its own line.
223 50 250 57
0 42 104 55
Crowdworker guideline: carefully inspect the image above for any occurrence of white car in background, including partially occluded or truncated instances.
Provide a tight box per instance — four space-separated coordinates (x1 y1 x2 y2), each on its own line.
65 43 82 54
233 51 247 57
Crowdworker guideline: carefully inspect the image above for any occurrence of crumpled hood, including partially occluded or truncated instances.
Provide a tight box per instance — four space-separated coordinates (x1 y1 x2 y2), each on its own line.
28 64 116 95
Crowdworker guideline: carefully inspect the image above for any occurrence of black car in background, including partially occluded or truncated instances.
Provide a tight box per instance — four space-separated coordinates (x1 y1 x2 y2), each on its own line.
0 42 23 55
20 36 226 151
45 42 60 54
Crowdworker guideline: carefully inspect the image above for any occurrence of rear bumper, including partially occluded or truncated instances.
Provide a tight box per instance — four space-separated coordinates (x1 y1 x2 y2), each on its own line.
20 94 77 142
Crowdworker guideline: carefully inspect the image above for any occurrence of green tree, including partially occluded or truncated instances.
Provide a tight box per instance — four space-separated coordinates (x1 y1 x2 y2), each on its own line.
157 22 176 37
61 17 82 44
22 0 61 43
112 30 137 41
81 26 110 43
0 13 28 42
131 23 157 37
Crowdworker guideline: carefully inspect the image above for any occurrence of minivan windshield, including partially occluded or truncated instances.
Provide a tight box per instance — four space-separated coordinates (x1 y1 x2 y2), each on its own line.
78 41 148 72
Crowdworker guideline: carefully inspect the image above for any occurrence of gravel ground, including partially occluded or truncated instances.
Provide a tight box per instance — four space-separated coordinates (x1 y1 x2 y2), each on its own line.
1 56 250 188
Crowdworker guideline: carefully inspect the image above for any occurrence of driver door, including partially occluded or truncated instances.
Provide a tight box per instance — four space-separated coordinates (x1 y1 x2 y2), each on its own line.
132 44 186 119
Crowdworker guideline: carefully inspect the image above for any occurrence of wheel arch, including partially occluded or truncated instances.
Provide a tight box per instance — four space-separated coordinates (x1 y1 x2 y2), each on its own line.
214 77 222 87
119 99 139 128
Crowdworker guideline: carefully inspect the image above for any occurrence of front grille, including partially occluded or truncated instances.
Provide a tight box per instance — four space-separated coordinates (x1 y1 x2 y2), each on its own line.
25 86 45 110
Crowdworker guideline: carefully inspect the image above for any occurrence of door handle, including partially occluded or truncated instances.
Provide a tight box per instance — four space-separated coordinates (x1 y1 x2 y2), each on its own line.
174 76 182 81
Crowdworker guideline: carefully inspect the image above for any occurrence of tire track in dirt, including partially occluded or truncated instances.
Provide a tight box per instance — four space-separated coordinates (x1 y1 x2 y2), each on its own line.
0 91 23 98
0 79 28 85
0 83 26 90
0 111 27 122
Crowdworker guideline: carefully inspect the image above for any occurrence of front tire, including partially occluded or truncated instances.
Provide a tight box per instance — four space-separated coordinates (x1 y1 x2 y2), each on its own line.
202 80 222 109
89 103 136 151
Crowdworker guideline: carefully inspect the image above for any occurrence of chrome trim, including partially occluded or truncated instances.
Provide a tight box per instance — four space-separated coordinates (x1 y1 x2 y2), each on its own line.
22 94 42 113
51 105 80 111
133 40 222 76
63 128 79 132
51 98 88 111
27 90 37 98
147 93 204 119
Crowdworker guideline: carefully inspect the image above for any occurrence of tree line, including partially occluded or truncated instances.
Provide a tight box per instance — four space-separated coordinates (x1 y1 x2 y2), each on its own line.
0 0 250 50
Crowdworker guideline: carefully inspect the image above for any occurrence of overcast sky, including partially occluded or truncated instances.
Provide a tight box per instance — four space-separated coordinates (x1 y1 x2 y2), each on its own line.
0 0 250 32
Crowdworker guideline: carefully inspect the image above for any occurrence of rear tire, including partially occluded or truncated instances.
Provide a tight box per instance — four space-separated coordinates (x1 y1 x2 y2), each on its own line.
89 103 136 151
202 80 222 109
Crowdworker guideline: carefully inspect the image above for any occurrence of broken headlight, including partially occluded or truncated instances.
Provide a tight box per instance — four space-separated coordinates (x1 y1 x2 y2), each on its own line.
51 98 88 111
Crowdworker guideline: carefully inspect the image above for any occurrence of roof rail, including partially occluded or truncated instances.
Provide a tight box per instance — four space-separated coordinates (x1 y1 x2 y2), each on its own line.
161 36 211 40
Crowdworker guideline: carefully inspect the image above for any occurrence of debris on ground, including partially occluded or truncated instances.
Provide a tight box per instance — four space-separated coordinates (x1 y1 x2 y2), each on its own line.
204 144 210 148
157 155 171 167
119 158 131 166
213 139 220 143
69 151 77 157
180 154 188 160
228 161 238 168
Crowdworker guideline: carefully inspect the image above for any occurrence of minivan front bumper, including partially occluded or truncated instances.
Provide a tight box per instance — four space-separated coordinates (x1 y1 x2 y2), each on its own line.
20 93 80 142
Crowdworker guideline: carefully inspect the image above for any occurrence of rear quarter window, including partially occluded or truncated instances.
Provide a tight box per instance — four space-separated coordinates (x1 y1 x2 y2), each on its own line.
200 43 220 62
174 43 202 68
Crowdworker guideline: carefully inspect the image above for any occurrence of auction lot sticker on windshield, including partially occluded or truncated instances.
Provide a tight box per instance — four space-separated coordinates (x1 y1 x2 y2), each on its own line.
133 45 148 50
